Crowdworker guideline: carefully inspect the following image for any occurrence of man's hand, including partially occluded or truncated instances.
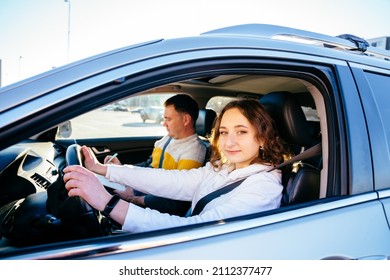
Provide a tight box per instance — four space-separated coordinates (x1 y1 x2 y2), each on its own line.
104 155 122 165
115 187 145 207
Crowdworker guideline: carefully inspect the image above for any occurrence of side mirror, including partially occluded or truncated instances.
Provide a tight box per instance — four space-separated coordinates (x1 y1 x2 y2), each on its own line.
57 121 72 138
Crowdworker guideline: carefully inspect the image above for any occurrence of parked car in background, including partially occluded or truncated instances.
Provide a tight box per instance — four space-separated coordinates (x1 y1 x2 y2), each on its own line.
0 24 390 260
102 104 129 111
113 104 129 112
139 106 164 123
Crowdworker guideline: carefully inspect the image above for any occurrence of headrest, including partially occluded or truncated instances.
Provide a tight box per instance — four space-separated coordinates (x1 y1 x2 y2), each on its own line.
260 92 314 147
196 109 217 137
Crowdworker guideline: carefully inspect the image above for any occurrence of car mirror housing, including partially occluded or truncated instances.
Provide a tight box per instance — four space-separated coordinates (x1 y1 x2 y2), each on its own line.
57 121 72 139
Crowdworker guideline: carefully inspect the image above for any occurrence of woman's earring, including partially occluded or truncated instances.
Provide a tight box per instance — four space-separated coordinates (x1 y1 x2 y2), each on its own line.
259 146 265 159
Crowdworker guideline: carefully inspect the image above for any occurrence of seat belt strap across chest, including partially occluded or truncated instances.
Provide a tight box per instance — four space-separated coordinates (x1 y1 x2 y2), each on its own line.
267 143 322 172
190 178 246 216
158 137 172 168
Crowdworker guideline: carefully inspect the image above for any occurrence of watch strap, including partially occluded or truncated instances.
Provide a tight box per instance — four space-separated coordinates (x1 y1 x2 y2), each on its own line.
102 194 121 217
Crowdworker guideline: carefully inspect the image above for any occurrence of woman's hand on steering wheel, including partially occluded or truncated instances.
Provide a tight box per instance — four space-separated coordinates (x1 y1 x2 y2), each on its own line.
81 145 108 176
63 165 112 212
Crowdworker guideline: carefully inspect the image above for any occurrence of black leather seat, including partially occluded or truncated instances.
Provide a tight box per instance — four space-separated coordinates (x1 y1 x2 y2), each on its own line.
195 108 217 164
260 92 321 206
196 108 217 138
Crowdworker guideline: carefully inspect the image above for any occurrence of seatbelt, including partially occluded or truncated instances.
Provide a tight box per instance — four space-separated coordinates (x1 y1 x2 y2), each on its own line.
189 142 322 216
268 142 322 172
158 137 172 168
191 178 246 216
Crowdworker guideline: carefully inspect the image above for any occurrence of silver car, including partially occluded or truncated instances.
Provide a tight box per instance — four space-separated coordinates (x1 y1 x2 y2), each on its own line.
139 106 164 123
0 24 390 260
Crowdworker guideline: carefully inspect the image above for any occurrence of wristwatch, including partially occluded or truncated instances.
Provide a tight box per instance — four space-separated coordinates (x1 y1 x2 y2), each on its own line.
101 194 121 217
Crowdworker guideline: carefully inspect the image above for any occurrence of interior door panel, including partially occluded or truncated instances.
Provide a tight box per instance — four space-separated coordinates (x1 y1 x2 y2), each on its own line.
58 137 159 165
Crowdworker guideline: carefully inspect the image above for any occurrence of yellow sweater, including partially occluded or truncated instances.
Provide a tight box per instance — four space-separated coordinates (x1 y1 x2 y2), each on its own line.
150 134 206 170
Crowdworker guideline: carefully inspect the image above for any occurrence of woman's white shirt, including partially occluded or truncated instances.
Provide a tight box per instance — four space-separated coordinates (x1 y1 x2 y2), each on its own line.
106 162 282 233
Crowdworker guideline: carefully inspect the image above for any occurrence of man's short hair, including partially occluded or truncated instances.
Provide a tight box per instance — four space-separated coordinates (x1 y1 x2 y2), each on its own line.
164 94 199 126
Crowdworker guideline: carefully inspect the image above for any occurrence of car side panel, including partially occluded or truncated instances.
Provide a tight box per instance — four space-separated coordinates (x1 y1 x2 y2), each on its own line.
379 189 390 232
66 196 390 260
3 195 388 260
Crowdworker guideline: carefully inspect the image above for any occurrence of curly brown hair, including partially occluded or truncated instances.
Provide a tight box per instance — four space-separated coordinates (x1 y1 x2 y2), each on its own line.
209 98 285 170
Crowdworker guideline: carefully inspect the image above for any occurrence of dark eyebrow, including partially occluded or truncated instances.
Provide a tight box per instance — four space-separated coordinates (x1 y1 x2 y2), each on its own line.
219 124 249 130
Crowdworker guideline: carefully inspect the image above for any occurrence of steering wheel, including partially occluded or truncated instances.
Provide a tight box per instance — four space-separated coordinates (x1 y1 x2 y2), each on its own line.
65 143 84 167
46 144 110 239
1 144 110 246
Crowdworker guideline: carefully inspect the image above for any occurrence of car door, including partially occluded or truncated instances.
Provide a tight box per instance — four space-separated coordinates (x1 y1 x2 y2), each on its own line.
350 64 390 233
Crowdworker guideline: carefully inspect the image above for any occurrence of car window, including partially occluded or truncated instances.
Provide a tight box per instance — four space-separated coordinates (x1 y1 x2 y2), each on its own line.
365 72 390 142
57 94 174 139
302 106 319 121
364 71 390 190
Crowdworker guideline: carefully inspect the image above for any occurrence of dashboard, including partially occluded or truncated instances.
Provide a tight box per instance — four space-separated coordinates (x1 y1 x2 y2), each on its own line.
0 142 64 208
0 141 110 247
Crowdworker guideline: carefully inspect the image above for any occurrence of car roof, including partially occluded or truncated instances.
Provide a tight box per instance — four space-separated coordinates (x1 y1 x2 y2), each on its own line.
1 23 389 114
203 24 390 60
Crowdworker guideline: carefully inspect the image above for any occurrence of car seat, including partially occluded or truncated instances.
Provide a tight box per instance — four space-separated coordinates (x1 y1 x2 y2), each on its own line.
196 108 217 138
195 108 217 164
260 92 321 206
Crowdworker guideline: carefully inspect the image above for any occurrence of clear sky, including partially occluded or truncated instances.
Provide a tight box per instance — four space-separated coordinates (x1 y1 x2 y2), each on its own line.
1 0 389 86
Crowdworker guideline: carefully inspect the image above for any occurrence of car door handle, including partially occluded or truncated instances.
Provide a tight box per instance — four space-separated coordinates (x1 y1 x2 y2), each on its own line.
91 147 111 154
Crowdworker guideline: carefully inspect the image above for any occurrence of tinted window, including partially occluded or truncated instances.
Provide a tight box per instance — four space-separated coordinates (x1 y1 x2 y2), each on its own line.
365 71 390 190
365 72 390 142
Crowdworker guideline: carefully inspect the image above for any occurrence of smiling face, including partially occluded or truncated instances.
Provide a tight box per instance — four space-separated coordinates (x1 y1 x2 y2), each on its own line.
218 107 264 169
